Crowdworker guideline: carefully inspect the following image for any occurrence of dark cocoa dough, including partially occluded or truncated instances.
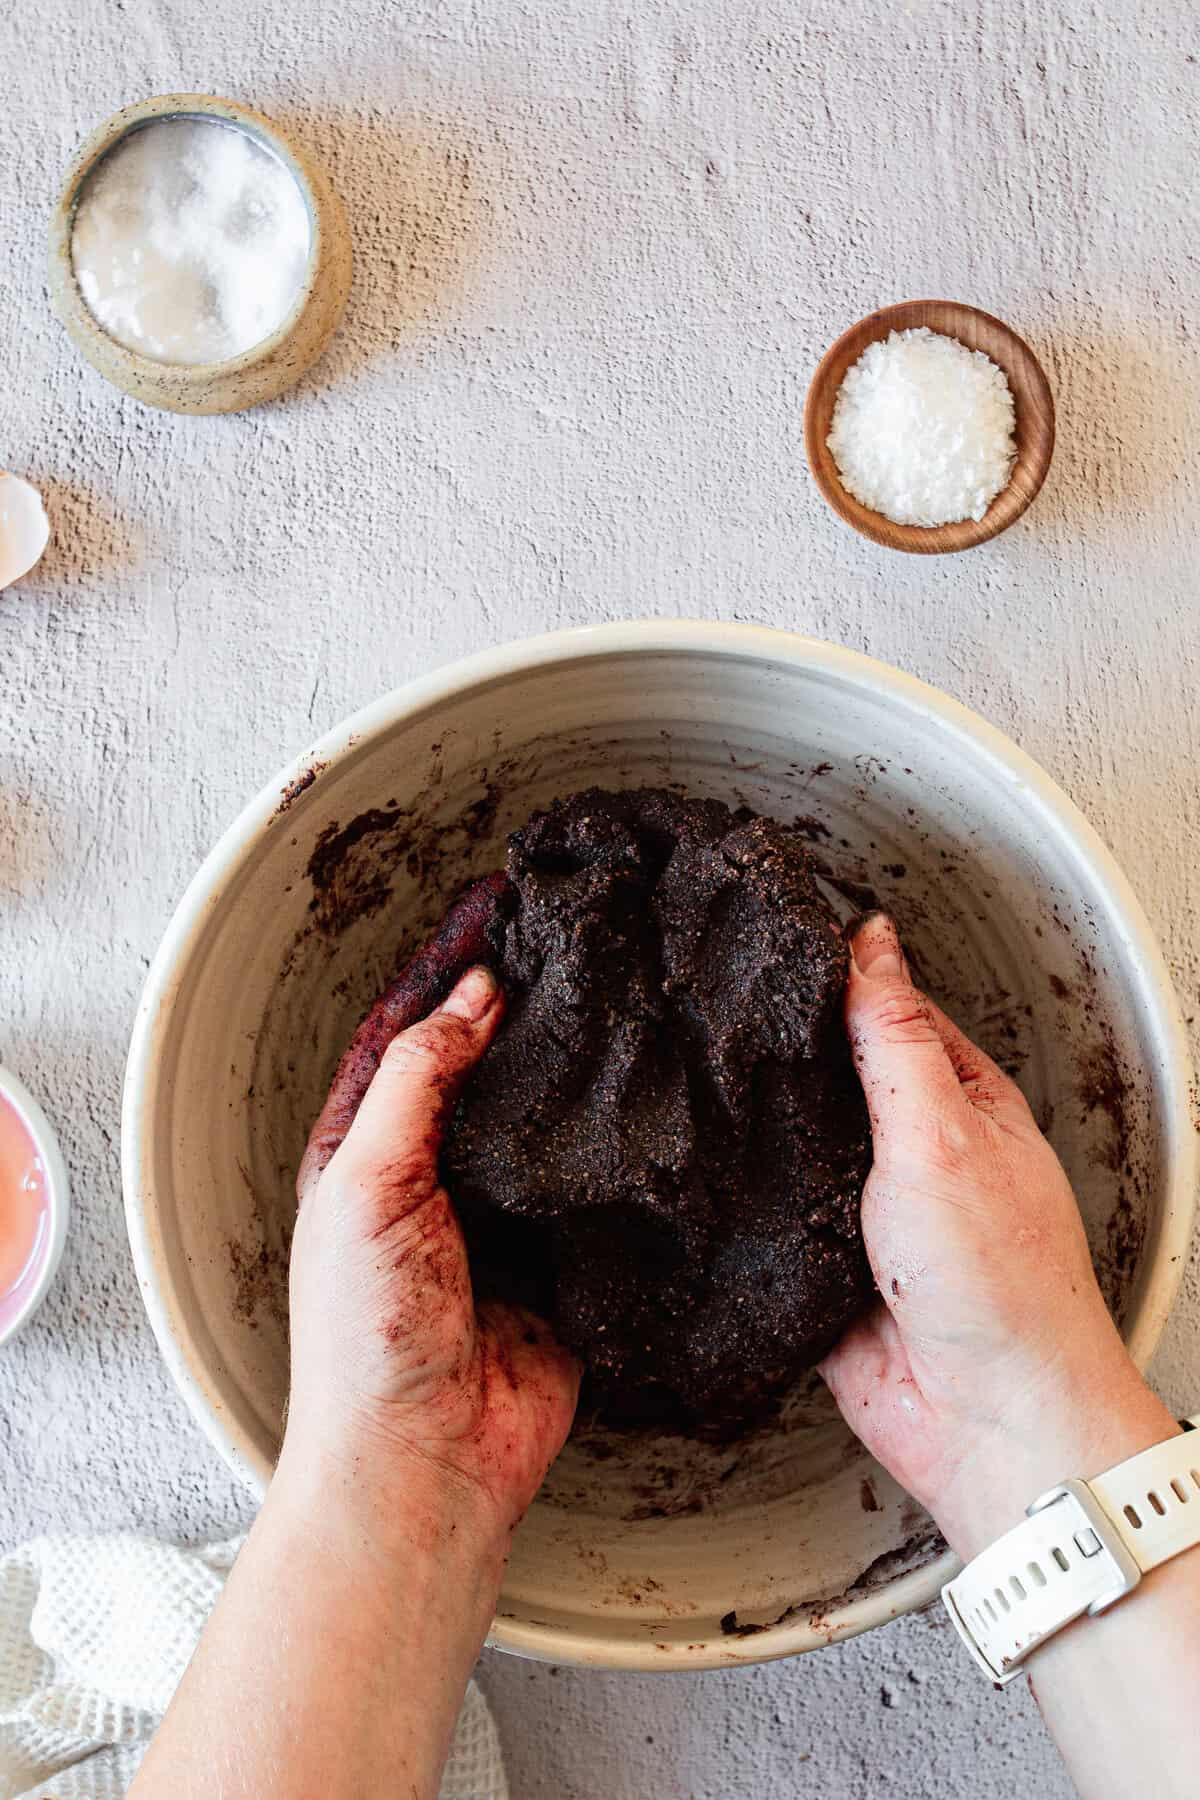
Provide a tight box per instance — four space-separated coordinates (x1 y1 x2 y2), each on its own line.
441 788 874 1435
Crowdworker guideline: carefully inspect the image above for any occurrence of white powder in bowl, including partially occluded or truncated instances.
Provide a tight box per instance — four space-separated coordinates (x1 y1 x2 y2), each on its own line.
826 327 1017 527
71 116 312 367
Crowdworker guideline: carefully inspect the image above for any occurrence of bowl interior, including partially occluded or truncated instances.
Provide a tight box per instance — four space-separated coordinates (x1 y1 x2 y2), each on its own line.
129 639 1182 1668
804 301 1055 554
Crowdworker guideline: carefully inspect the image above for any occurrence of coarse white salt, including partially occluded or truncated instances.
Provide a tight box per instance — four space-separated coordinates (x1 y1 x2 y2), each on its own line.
71 116 312 367
826 327 1016 527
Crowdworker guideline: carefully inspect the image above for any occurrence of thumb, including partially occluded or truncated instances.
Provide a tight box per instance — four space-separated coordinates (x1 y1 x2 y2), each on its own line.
298 965 503 1209
845 914 966 1149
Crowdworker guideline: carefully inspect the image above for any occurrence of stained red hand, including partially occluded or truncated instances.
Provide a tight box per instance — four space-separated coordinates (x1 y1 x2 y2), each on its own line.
288 957 578 1525
298 871 512 1192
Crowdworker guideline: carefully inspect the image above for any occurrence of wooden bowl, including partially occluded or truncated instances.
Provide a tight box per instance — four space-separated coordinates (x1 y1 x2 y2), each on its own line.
804 300 1055 554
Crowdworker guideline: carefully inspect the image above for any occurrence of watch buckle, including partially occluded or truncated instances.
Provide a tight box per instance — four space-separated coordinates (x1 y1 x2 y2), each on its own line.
942 1479 1142 1686
1026 1478 1142 1615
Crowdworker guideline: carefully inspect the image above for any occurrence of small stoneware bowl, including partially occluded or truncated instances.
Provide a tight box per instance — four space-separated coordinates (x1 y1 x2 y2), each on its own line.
47 94 353 416
804 300 1055 554
0 1064 70 1347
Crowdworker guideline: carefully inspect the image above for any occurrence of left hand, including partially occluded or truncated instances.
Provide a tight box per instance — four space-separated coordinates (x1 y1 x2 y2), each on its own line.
285 964 580 1535
132 963 576 1800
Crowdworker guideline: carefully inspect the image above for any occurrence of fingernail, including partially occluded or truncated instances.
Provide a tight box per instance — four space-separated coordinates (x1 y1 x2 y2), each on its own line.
441 964 498 1023
850 913 905 982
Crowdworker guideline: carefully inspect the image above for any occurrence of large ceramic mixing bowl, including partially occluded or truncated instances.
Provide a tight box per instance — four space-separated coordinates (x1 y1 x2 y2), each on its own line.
123 622 1196 1669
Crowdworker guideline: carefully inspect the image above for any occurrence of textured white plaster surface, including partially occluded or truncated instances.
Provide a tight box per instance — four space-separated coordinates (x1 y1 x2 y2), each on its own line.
1 2 1197 1794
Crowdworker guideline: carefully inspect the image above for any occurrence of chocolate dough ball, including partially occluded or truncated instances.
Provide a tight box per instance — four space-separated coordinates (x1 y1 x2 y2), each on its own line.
444 788 873 1435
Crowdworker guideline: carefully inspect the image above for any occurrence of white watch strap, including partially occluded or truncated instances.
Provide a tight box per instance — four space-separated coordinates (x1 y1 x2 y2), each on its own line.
943 1417 1200 1685
1089 1422 1200 1571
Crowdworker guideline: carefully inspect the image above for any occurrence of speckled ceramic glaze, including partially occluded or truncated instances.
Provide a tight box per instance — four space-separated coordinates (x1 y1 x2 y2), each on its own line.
48 94 352 415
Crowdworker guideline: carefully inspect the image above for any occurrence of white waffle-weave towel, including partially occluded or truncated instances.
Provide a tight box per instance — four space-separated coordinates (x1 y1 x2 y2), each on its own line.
0 1534 507 1799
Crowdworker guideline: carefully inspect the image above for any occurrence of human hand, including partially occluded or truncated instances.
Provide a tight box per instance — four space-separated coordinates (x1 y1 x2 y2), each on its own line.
820 913 1176 1558
284 965 579 1544
134 967 578 1800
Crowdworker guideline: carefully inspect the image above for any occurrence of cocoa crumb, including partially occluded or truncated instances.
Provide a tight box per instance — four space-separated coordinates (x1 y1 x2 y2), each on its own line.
274 762 326 817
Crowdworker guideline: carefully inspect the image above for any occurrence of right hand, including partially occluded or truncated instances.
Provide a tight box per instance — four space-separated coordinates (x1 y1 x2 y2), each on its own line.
820 913 1177 1558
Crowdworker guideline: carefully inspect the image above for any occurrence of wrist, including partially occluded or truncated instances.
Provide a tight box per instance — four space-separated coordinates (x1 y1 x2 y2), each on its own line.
188 1425 508 1800
931 1347 1178 1561
271 1425 514 1604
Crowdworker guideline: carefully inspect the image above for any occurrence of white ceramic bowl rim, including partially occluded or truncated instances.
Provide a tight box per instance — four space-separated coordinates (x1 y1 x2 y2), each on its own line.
0 1063 70 1346
122 620 1198 1666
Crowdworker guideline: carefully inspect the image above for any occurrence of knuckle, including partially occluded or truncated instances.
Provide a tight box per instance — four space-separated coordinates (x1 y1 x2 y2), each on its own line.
962 1070 1007 1116
383 1013 472 1074
863 985 938 1047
